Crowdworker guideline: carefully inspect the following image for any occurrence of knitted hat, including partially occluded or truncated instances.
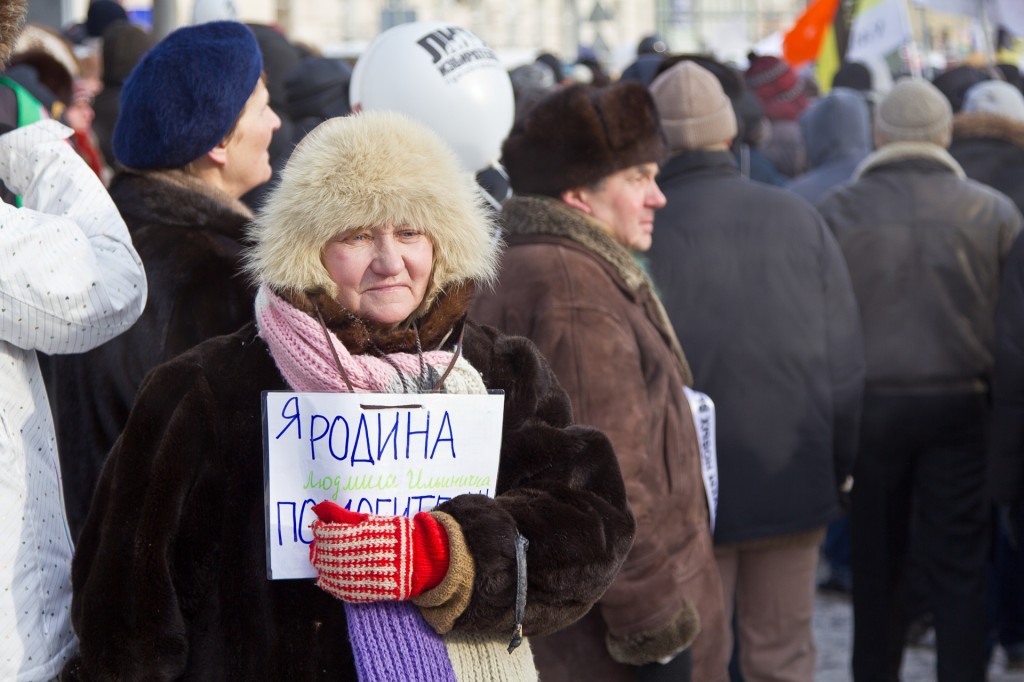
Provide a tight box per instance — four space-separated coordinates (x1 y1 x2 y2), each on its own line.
113 21 263 170
650 61 738 153
875 78 953 147
85 0 127 38
501 81 665 197
247 111 498 303
963 80 1024 123
744 53 808 122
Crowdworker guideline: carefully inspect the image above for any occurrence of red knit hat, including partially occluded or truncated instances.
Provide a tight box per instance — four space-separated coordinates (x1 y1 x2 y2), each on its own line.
744 54 809 122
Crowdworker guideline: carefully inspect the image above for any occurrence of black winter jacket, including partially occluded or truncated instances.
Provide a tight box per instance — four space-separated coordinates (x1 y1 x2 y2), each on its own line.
817 143 1022 394
650 150 865 546
949 111 1024 216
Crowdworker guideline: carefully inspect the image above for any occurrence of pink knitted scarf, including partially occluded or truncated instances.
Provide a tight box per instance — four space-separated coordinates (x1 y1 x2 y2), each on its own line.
255 284 462 681
255 285 459 394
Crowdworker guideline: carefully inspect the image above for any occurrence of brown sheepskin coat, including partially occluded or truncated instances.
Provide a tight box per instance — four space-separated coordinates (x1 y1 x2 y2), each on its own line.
62 285 635 681
471 196 729 682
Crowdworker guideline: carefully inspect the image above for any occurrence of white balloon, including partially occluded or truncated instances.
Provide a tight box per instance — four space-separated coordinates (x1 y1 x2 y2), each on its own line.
350 21 515 173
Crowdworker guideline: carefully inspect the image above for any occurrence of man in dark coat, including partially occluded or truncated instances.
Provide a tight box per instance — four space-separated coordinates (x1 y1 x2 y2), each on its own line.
53 21 280 539
472 80 728 682
816 77 1023 682
648 61 865 682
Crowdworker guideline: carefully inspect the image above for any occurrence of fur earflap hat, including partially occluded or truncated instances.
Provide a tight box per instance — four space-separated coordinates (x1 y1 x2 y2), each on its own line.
247 111 499 304
501 81 665 197
113 21 262 170
875 78 953 147
651 61 738 153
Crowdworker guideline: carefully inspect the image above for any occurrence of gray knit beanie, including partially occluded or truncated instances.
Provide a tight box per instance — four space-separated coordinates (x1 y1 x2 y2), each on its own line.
875 78 953 147
650 61 738 153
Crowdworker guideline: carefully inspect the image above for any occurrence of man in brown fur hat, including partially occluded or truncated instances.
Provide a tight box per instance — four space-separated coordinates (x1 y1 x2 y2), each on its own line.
472 81 728 682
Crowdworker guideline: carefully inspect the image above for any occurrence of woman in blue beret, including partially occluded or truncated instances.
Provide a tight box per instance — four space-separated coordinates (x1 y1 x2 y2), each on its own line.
51 21 281 540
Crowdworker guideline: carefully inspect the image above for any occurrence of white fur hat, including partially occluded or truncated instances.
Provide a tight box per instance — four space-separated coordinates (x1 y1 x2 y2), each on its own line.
246 111 499 303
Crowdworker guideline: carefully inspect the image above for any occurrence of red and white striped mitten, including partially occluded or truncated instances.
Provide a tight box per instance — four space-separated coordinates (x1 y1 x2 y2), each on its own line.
308 500 450 602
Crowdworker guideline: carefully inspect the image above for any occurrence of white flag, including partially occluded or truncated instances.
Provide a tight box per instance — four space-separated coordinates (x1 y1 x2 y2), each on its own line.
848 0 914 61
911 0 982 18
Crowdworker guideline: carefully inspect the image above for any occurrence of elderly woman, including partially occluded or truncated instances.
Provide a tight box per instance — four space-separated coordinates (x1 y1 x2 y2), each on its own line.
53 21 282 540
63 111 635 681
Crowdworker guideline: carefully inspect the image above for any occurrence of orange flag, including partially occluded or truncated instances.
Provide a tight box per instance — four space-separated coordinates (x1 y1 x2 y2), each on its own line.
783 0 842 67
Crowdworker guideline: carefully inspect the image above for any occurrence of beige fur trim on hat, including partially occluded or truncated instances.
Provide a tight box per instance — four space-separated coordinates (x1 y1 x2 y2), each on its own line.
246 111 499 304
650 61 738 153
875 78 953 148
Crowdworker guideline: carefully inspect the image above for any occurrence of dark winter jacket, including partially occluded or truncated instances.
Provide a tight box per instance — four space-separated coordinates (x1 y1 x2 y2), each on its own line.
471 195 728 682
788 87 872 206
650 150 865 546
53 169 256 540
991 235 1024 505
62 283 635 681
817 142 1023 394
949 111 1024 216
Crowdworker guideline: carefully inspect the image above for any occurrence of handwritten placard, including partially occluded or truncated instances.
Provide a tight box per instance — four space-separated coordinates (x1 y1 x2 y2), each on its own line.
262 390 505 579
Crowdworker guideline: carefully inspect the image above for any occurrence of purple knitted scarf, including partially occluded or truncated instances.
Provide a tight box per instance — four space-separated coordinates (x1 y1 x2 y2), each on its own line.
256 287 457 681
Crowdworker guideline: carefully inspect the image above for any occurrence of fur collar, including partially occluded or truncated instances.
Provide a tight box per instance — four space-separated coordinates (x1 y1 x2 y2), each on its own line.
953 111 1024 151
130 167 254 219
280 281 473 356
501 195 693 386
110 168 254 241
853 141 966 180
502 195 648 292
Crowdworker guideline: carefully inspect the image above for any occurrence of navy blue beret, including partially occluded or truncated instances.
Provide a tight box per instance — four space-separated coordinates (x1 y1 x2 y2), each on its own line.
113 21 263 170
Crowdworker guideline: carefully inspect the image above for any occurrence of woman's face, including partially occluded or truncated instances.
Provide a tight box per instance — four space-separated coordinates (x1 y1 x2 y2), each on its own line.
222 79 281 198
322 224 434 326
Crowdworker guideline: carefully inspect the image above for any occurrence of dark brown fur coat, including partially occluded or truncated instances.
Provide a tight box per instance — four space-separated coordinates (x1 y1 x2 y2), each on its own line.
62 286 635 680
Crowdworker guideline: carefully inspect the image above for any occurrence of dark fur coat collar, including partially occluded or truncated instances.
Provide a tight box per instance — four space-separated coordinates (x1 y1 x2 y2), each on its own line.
500 194 693 385
109 168 254 241
502 195 648 291
953 111 1024 151
283 281 474 356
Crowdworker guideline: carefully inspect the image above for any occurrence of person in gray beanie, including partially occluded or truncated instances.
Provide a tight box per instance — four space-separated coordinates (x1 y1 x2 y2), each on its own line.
647 60 865 682
816 77 1023 682
51 20 281 540
472 79 728 682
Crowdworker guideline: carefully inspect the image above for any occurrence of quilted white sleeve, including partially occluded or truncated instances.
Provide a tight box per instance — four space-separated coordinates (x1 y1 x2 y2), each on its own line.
0 120 147 354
